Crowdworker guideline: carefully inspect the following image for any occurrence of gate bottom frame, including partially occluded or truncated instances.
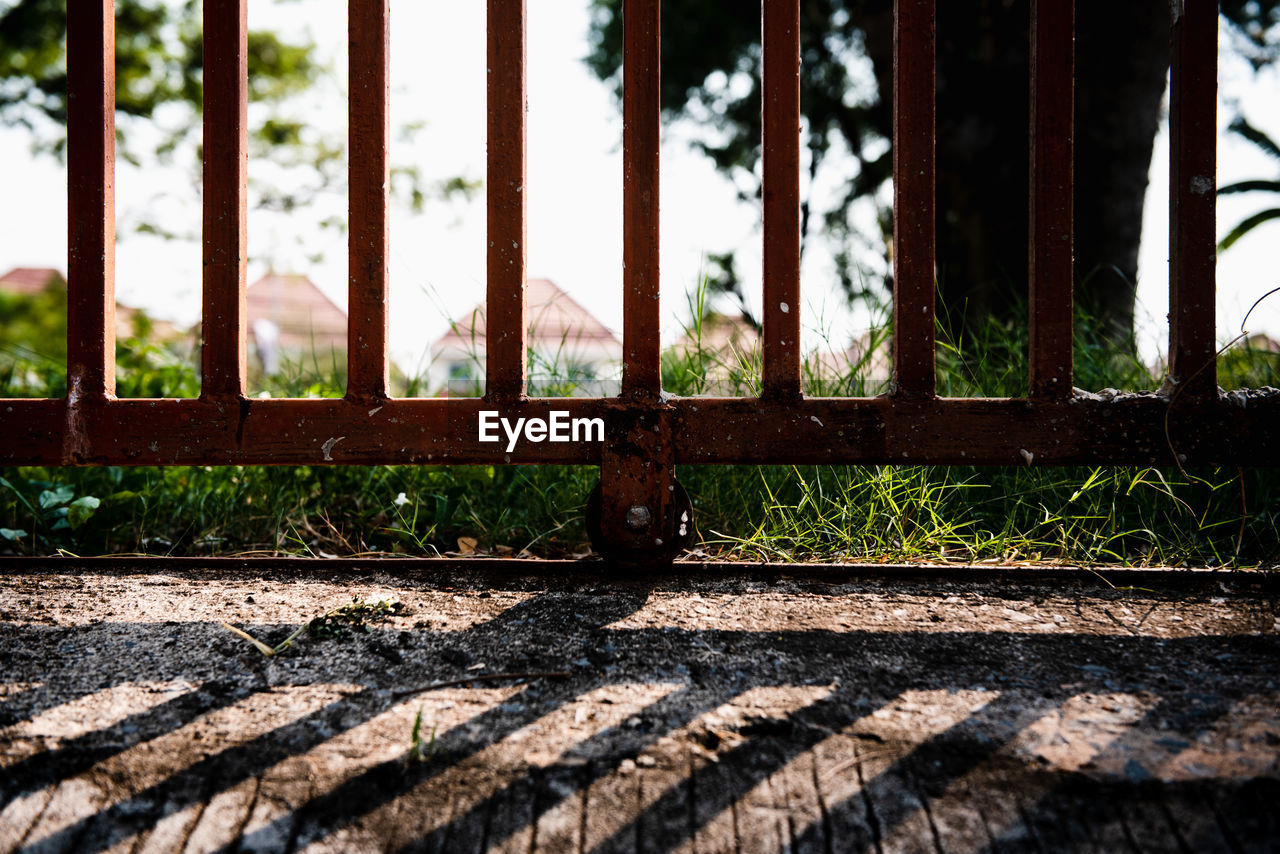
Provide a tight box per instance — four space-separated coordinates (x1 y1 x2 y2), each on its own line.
2 392 1276 561
586 399 695 565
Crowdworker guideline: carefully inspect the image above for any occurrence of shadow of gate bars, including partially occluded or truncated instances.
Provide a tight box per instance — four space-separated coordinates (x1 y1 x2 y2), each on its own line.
2 0 1276 563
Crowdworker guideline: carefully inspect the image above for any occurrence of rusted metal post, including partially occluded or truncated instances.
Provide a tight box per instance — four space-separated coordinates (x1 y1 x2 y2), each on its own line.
66 0 117 404
64 0 117 461
595 0 684 563
761 0 802 400
621 0 662 400
201 0 249 400
1028 0 1075 401
592 404 687 564
347 0 391 401
891 0 937 399
66 0 117 403
486 0 528 403
1169 0 1218 402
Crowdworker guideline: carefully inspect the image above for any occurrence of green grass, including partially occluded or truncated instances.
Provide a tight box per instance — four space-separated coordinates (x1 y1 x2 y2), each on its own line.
408 707 439 765
1 287 1278 567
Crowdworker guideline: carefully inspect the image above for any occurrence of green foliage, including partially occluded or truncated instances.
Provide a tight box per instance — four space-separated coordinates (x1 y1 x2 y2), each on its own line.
115 335 201 399
1 472 107 548
0 0 458 265
1219 332 1280 389
408 707 438 764
0 0 321 157
0 284 68 396
308 597 403 640
0 0 340 262
1218 115 1280 251
0 287 199 399
686 462 1279 568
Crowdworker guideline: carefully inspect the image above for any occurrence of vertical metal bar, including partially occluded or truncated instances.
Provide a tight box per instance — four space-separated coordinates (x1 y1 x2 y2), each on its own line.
201 0 249 400
891 0 936 399
486 0 528 402
66 0 116 401
1169 0 1217 402
621 0 661 398
761 0 802 399
348 0 390 400
1028 0 1075 401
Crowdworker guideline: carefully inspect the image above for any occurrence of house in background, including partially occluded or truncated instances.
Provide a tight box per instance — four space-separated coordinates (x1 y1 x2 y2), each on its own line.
667 308 894 396
671 311 761 360
667 311 761 394
2 267 367 383
428 278 621 395
0 266 180 342
246 273 347 375
0 266 62 297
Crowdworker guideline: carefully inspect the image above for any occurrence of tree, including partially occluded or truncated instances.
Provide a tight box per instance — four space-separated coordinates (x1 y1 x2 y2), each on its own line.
587 0 1280 348
0 0 472 265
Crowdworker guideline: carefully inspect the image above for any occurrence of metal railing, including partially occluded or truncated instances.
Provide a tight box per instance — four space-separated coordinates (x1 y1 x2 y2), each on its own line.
2 0 1275 562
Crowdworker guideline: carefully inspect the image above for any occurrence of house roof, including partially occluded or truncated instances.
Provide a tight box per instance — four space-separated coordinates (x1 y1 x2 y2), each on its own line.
1 266 188 342
113 304 182 341
0 266 65 295
431 278 619 352
246 273 347 351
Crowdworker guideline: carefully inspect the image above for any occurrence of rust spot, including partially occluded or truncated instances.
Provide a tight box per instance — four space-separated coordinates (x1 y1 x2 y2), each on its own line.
61 372 93 464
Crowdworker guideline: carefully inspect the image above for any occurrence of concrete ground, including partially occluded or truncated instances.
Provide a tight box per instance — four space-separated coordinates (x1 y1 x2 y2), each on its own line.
1 563 1278 853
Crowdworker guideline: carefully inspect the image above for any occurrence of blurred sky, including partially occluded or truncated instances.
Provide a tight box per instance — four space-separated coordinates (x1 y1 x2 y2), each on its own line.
0 2 1276 376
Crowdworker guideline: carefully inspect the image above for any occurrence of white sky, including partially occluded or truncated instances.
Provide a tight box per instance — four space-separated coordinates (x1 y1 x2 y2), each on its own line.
0 2 1276 377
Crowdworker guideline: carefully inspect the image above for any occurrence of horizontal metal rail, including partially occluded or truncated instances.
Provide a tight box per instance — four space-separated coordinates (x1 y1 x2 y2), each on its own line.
2 395 1275 467
3 556 1277 590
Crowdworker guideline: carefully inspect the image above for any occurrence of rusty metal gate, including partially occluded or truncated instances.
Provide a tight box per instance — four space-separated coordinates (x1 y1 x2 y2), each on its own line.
2 0 1276 563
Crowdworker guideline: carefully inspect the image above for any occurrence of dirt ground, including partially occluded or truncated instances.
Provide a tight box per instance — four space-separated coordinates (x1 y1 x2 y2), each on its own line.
1 562 1278 853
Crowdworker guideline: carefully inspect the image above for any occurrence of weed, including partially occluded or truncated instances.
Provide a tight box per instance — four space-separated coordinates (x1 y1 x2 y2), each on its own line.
308 597 404 641
220 622 309 657
408 707 439 764
218 596 402 656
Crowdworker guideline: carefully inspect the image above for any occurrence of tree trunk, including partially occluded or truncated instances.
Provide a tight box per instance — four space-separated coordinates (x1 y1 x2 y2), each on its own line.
1073 0 1171 347
864 0 1172 351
